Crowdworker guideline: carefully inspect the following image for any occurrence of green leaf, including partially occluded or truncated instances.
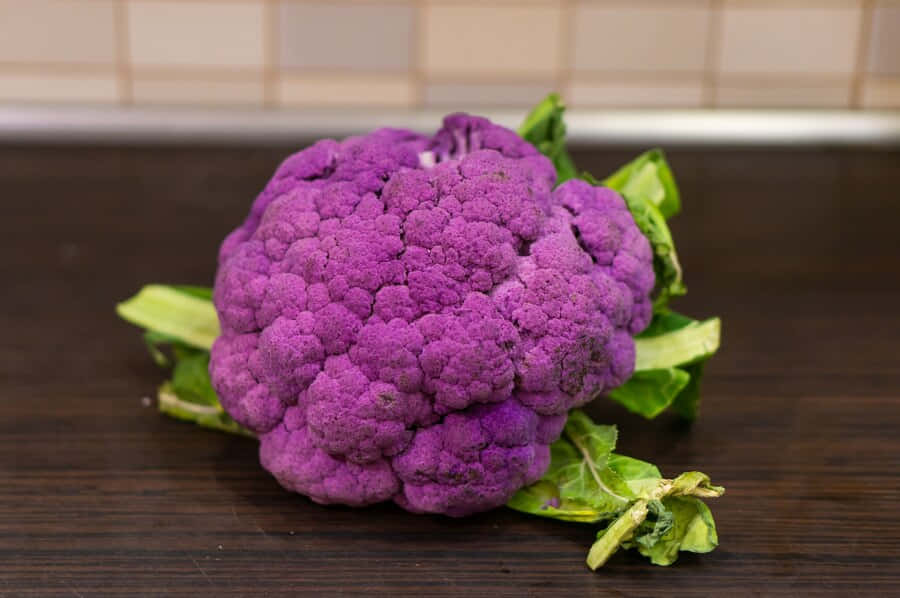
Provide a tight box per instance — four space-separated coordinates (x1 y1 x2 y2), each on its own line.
508 410 724 569
171 285 214 300
607 453 661 480
508 412 629 522
546 413 632 512
143 330 175 366
593 485 722 567
634 317 721 371
606 368 691 419
602 149 680 219
505 479 558 513
563 410 617 470
157 382 253 437
629 496 719 566
520 103 690 313
505 480 604 524
597 155 720 420
632 499 675 550
117 284 250 436
607 453 663 497
162 345 252 437
117 284 219 350
677 497 719 553
625 191 685 311
636 310 695 338
626 311 720 420
670 361 705 420
519 101 721 422
170 348 219 406
508 418 630 523
555 463 632 513
669 471 725 498
598 153 685 311
518 93 578 184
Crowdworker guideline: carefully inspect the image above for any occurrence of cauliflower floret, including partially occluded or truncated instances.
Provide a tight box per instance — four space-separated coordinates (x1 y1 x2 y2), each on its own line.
210 114 654 516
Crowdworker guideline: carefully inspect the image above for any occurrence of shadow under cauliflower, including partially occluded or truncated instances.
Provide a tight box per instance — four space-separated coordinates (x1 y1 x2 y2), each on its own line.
209 114 655 516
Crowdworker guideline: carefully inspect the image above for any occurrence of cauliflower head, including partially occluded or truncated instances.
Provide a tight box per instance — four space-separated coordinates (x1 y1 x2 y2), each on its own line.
209 114 654 516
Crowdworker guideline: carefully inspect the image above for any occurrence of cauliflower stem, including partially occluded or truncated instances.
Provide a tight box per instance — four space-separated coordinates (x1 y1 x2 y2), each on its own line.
116 94 723 570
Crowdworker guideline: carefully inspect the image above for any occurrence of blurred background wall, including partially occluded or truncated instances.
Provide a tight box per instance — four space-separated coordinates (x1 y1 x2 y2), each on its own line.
0 0 897 111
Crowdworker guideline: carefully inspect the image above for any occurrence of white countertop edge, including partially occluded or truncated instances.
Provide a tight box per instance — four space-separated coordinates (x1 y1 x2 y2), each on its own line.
1 104 899 146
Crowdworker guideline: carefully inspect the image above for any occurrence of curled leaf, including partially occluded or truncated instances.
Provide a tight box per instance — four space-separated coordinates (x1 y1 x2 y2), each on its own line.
508 410 724 569
625 496 719 566
601 149 681 219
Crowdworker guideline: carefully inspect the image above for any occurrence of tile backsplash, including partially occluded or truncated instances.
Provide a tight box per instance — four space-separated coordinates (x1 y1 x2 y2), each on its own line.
1 0 898 109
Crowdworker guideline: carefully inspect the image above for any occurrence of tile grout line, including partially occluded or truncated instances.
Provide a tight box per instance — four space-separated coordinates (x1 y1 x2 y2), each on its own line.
557 0 575 104
263 0 413 4
411 0 426 108
112 0 295 3
702 0 724 108
850 0 874 109
263 0 279 108
114 0 133 106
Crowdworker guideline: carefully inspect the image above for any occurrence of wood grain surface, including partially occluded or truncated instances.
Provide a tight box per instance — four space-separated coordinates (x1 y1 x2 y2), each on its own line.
2 144 899 596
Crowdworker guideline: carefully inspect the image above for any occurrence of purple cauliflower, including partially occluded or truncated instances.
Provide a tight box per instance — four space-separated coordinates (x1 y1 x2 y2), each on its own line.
209 114 655 516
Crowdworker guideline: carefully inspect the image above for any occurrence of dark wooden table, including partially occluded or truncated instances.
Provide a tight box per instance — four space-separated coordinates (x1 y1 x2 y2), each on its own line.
2 143 899 596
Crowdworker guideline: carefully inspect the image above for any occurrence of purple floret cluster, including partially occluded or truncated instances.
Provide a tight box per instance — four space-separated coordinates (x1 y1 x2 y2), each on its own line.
210 114 654 516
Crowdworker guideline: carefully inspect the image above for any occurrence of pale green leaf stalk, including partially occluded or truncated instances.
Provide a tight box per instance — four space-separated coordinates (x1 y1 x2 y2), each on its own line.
158 383 253 437
116 285 219 350
116 285 250 435
616 310 721 420
587 500 649 569
634 317 721 371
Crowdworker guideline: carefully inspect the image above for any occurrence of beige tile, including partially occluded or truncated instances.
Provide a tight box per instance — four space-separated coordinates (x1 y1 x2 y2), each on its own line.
724 0 862 6
720 5 860 75
128 1 264 69
568 79 704 107
434 0 560 3
0 72 118 103
280 3 413 70
423 3 562 76
572 4 710 73
861 77 900 108
278 74 413 107
715 76 851 107
0 0 116 64
132 76 264 106
424 82 555 107
867 3 900 76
